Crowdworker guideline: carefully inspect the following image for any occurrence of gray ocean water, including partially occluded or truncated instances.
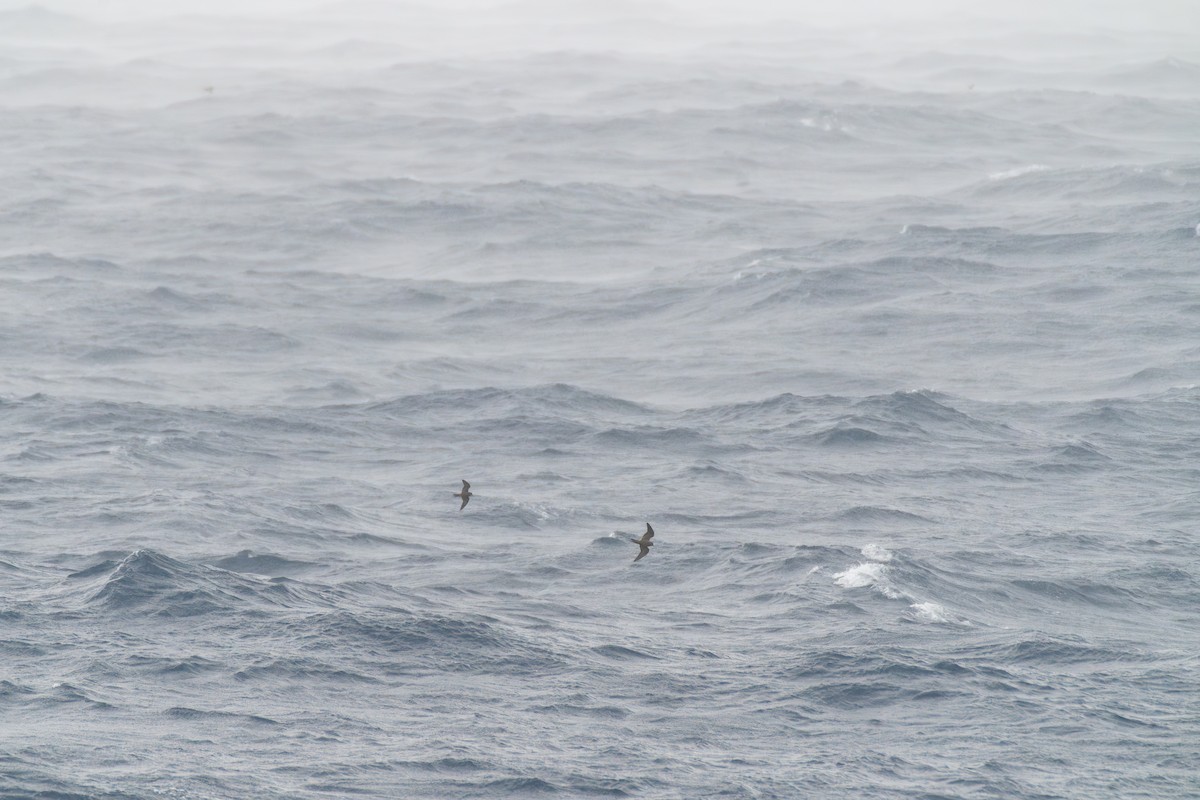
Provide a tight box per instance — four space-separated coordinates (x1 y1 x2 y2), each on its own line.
2 4 1200 798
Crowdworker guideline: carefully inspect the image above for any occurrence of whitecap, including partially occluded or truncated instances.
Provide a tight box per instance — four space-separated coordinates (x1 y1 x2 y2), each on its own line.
832 562 905 599
987 164 1048 181
861 543 893 562
833 562 882 589
906 601 972 626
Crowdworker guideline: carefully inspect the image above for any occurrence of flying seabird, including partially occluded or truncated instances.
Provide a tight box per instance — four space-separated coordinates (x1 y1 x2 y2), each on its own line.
629 523 654 562
454 480 472 510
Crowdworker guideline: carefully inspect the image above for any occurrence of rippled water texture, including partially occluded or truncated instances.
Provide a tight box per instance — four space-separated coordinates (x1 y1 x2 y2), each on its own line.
2 5 1199 799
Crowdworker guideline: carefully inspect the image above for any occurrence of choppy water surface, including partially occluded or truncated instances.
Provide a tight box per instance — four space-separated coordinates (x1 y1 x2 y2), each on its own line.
2 5 1199 798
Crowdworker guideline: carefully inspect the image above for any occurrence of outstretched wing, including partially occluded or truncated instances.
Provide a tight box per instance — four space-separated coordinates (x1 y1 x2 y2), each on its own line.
462 480 470 491
633 544 650 562
639 523 655 545
459 494 469 510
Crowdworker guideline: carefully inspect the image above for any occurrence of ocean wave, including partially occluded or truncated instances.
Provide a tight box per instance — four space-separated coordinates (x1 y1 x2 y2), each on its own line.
0 679 35 698
903 601 972 625
1009 577 1145 608
706 257 1006 314
479 499 587 530
591 425 707 449
287 609 565 676
895 223 1119 257
0 252 121 275
76 345 148 363
807 425 900 448
589 643 661 661
781 648 976 683
683 390 1002 449
1030 441 1113 473
232 657 381 684
793 668 974 710
675 460 749 483
968 163 1200 202
143 285 242 311
973 634 1158 665
54 685 115 713
210 550 317 577
127 653 224 676
165 706 281 725
826 506 933 525
364 383 651 420
833 562 906 599
831 546 976 626
1105 56 1200 94
853 390 1007 436
69 549 330 616
679 391 830 425
988 164 1049 181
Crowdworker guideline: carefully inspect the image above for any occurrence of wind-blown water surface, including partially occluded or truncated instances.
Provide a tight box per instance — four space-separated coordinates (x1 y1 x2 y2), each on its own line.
2 4 1198 798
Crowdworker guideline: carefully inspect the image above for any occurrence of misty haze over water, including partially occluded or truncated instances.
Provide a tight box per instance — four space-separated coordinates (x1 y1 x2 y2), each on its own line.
1 2 1198 798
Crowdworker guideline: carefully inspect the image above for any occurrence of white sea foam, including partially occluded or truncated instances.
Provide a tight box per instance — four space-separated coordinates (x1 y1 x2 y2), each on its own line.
861 543 893 562
988 164 1049 181
833 563 906 599
906 601 972 626
833 562 883 589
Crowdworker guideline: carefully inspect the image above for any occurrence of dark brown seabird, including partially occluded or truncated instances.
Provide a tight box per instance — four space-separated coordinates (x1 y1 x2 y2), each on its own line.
630 523 654 562
454 480 472 510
